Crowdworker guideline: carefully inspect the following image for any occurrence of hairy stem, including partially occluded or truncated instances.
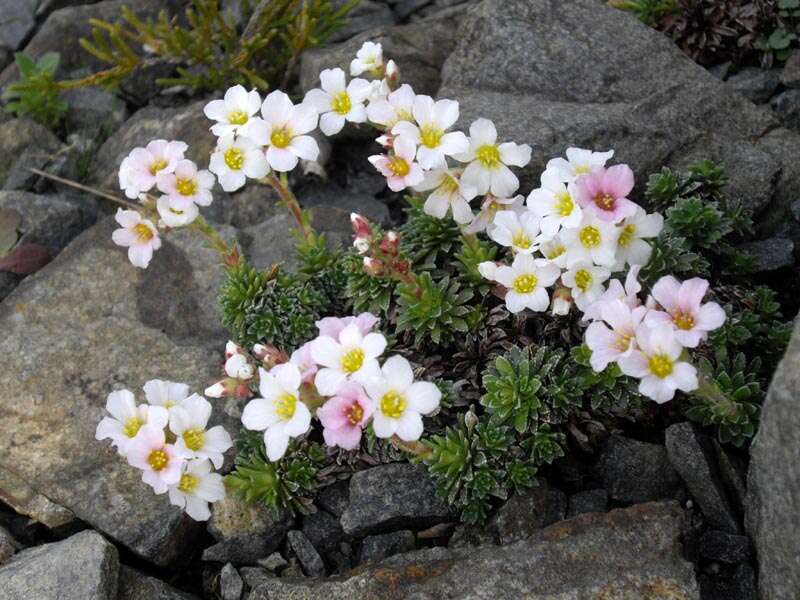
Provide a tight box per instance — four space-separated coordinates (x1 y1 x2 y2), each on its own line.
265 173 312 238
390 435 432 458
692 370 736 416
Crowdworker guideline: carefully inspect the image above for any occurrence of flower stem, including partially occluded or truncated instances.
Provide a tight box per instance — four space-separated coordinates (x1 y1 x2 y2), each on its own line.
265 172 312 238
191 214 238 265
390 435 431 458
692 370 736 416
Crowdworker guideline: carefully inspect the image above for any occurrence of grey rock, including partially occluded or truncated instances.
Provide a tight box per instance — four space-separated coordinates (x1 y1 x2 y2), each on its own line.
118 565 198 600
249 502 699 600
0 118 62 187
741 237 795 271
746 319 800 600
752 127 800 233
0 218 234 564
239 566 274 589
257 552 288 573
491 480 567 544
62 87 129 137
0 468 75 529
0 271 18 301
300 7 468 97
0 530 118 600
771 89 800 131
204 496 291 565
792 199 800 222
698 563 756 600
438 0 794 218
698 530 752 564
0 191 97 256
712 443 748 517
301 509 344 555
287 530 326 577
317 480 349 517
220 563 244 600
329 0 396 43
359 530 415 563
0 525 16 565
118 57 181 107
665 423 740 534
340 463 452 537
297 180 390 224
782 50 800 88
394 0 432 20
601 435 681 504
726 67 781 103
567 489 608 518
447 522 494 549
0 0 36 52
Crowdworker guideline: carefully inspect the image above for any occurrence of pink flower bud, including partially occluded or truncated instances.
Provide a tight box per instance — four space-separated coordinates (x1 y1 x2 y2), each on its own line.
350 213 372 239
363 256 384 276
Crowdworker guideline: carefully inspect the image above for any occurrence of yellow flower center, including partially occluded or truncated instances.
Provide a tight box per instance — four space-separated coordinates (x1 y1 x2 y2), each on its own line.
395 108 413 123
182 428 205 452
574 164 590 175
331 91 352 116
476 144 501 169
149 158 168 176
555 192 574 217
148 449 169 471
133 223 154 242
513 273 538 294
270 128 292 149
228 109 249 125
615 332 633 352
594 193 616 211
123 416 144 438
178 473 199 492
347 403 364 425
275 392 297 420
545 244 566 260
512 231 532 250
440 173 460 196
419 124 443 148
341 348 365 374
574 269 592 292
176 177 198 197
648 354 674 378
380 390 407 419
673 311 695 331
618 224 636 248
579 225 601 248
224 147 244 170
388 156 410 177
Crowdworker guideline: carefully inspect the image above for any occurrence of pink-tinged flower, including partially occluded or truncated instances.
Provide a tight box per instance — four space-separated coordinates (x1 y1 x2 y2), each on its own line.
290 341 318 384
582 264 643 323
391 95 468 170
585 300 648 371
618 325 698 403
574 165 637 223
464 194 525 234
96 389 169 456
317 381 374 450
367 83 415 129
156 159 215 207
368 135 424 192
316 313 379 339
644 276 726 348
126 424 186 494
118 140 187 199
203 84 262 138
111 208 161 269
546 147 614 183
156 194 199 228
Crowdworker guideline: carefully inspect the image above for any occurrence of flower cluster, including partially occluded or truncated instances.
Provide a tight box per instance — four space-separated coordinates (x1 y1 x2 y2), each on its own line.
95 380 232 520
232 312 440 461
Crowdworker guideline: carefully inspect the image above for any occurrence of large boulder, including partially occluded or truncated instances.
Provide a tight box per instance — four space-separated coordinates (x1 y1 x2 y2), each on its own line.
0 217 235 565
437 0 799 222
250 502 699 599
746 319 800 599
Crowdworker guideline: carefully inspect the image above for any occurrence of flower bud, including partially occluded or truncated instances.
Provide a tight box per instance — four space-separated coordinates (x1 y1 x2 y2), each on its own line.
350 213 372 239
225 353 254 380
253 343 288 369
363 256 384 276
380 231 400 255
354 237 370 255
551 285 573 316
375 134 394 148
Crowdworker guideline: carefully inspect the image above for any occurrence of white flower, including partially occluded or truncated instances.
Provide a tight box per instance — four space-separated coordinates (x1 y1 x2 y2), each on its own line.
455 118 531 200
414 168 473 224
494 253 561 313
143 379 190 413
363 355 441 441
368 134 424 192
612 207 664 270
241 91 319 172
111 208 161 269
118 140 187 199
366 83 415 129
96 389 169 456
546 147 614 183
585 299 648 372
126 424 185 494
561 261 611 312
527 168 582 238
241 364 312 461
464 193 525 234
581 265 643 323
304 68 372 136
477 260 499 281
225 352 254 380
310 323 387 395
167 459 225 522
350 40 383 76
540 234 569 268
169 394 233 469
156 194 199 228
488 210 541 254
203 85 262 138
391 96 468 170
156 159 215 207
618 325 698 403
560 214 620 268
209 135 270 192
